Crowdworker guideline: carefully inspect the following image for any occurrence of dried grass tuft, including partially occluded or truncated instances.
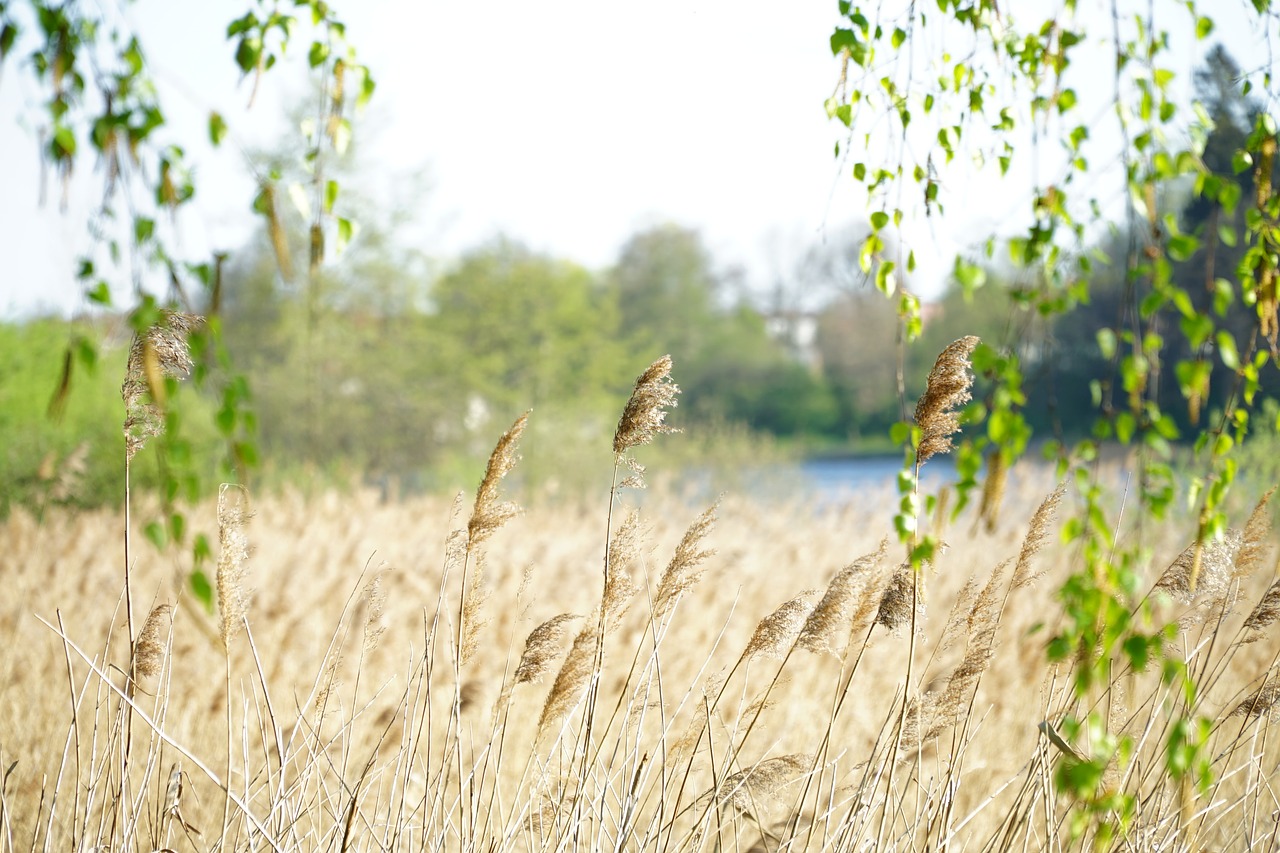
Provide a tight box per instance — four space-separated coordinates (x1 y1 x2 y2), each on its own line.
216 484 251 651
461 552 492 665
653 502 719 620
122 311 201 461
362 574 387 654
914 336 979 465
132 603 173 680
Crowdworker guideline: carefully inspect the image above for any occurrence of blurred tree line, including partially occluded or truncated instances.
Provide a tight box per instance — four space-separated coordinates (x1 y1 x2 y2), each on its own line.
4 47 1271 508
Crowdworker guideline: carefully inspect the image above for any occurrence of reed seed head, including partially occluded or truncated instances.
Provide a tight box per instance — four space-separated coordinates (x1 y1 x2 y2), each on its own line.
798 540 887 656
875 562 921 632
1012 481 1066 590
514 613 579 686
740 591 818 663
1233 678 1280 720
216 483 251 651
132 603 173 680
653 502 718 620
468 412 528 550
122 311 201 462
614 355 680 485
914 336 979 465
1243 580 1280 643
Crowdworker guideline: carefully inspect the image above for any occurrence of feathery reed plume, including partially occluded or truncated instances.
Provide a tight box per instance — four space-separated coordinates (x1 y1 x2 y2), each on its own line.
216 484 251 651
978 450 1007 533
914 336 979 465
653 502 719 620
1242 580 1280 643
132 603 173 680
797 539 887 656
1232 487 1276 583
461 553 491 665
716 753 813 814
122 311 200 461
875 562 920 632
1012 481 1067 590
362 574 387 654
1232 678 1280 720
673 673 725 758
468 412 528 550
614 355 680 487
514 613 580 685
739 591 818 664
604 509 644 627
937 575 981 655
538 624 598 735
1154 531 1240 605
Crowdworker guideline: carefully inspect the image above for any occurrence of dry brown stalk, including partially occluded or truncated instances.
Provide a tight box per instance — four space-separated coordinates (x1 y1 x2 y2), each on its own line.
122 311 201 461
614 354 681 487
131 603 173 680
653 502 719 620
797 539 888 656
914 336 979 465
216 484 251 651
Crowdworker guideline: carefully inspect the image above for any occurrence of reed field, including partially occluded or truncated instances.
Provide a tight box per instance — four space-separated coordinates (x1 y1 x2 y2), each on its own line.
4 343 1280 852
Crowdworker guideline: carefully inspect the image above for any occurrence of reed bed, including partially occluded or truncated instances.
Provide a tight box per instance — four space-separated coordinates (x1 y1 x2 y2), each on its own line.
2 352 1280 851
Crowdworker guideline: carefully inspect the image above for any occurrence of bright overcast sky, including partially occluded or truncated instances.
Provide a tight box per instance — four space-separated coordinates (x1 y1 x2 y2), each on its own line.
0 1 1266 317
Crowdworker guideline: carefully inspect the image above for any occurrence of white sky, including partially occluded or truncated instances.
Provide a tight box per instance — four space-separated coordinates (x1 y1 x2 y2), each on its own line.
0 1 1269 318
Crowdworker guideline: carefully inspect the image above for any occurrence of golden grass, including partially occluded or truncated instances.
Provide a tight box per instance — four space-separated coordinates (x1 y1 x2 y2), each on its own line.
2 462 1280 851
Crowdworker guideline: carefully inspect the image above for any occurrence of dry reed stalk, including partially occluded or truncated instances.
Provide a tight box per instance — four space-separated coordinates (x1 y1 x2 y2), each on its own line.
131 603 172 681
613 355 681 488
797 540 887 656
122 311 200 462
914 336 979 465
216 484 251 651
653 503 719 620
1012 481 1067 590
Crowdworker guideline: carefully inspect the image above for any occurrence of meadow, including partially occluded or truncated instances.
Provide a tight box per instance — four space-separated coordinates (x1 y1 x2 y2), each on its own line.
4 424 1280 850
4 343 1280 852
